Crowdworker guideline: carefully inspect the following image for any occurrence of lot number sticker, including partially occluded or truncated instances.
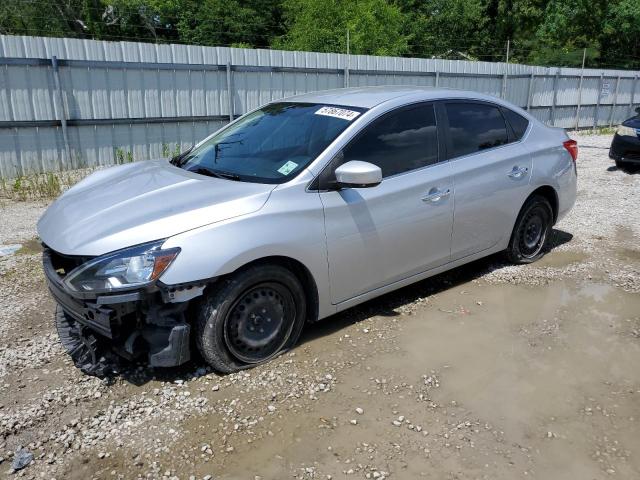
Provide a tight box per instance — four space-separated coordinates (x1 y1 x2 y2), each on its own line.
315 106 361 121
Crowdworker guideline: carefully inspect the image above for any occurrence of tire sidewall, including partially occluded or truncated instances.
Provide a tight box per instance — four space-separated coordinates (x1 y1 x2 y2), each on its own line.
508 195 553 264
196 265 306 373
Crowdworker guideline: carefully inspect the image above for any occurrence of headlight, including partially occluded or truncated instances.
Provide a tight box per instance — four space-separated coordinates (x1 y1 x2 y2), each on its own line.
617 125 638 137
64 240 180 293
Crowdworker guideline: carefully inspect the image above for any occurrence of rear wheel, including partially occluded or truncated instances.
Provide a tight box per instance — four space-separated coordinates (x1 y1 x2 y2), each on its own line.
195 264 306 373
506 194 553 264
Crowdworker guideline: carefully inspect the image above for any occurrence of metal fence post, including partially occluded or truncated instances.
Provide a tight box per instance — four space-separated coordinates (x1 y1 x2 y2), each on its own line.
501 39 510 99
226 63 233 122
344 29 350 88
594 73 604 129
629 76 638 117
526 73 535 111
574 49 586 130
435 70 440 87
51 56 72 169
609 75 620 127
550 72 559 126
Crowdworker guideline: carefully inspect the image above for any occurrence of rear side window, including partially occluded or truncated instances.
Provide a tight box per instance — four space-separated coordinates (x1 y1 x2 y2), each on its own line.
445 102 509 158
502 108 529 140
342 103 439 178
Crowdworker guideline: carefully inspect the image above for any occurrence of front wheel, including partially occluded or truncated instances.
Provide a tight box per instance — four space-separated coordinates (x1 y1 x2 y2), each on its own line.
615 159 628 170
506 194 553 264
195 264 307 373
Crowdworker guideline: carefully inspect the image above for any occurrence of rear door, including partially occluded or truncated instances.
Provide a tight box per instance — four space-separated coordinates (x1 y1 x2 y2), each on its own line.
443 101 532 259
319 102 454 304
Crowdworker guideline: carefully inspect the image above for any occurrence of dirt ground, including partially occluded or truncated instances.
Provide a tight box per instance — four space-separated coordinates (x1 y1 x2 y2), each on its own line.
0 133 639 480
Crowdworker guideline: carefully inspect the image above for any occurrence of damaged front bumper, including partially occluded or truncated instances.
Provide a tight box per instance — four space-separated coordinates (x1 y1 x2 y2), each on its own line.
43 247 206 372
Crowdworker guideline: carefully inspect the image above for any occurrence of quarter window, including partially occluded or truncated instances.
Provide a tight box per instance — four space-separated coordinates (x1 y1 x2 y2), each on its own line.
342 103 439 178
502 108 529 140
445 102 509 158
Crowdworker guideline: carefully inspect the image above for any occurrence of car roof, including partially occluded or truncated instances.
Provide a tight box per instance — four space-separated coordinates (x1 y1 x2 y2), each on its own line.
283 86 504 109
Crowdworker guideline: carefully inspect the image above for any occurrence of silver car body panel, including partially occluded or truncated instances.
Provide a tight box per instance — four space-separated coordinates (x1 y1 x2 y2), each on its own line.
320 160 454 304
38 159 275 256
38 86 577 323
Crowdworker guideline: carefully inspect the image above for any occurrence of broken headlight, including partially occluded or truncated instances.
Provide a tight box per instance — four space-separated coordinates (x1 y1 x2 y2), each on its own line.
64 240 180 293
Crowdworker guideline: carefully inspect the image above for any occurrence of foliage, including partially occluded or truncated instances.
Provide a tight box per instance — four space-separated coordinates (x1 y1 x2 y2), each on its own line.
275 0 408 56
161 142 181 158
114 147 134 164
0 0 638 69
2 172 65 200
0 169 94 201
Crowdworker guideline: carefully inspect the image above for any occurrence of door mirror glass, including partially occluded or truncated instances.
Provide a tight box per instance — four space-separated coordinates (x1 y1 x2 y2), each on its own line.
334 161 382 188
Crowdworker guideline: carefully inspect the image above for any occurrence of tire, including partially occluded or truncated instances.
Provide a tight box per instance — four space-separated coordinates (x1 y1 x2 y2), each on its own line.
195 264 306 373
506 194 553 264
615 159 628 170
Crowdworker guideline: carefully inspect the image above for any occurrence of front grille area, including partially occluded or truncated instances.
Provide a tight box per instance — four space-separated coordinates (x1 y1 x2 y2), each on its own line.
44 245 93 279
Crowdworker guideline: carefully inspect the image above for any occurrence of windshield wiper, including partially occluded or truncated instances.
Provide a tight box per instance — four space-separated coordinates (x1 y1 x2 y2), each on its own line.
189 166 242 181
170 145 194 167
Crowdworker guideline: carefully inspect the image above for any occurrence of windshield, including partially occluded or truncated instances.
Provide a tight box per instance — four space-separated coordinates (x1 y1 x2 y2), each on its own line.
175 102 366 183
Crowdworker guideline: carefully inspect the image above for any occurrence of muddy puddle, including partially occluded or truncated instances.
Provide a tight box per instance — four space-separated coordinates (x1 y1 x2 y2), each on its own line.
213 279 640 479
534 249 589 267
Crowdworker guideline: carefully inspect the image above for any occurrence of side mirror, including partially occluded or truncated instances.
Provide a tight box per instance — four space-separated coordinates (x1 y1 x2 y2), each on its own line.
334 161 382 188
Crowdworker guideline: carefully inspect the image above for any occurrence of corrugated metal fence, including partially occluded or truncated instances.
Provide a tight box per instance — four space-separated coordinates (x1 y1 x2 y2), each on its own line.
1 34 639 178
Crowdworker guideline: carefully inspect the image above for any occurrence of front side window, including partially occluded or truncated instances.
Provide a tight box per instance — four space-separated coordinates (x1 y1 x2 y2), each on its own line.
445 102 509 158
342 103 439 178
175 102 366 183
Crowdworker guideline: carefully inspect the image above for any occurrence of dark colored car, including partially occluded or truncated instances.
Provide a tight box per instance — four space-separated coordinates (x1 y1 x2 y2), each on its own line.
610 107 640 170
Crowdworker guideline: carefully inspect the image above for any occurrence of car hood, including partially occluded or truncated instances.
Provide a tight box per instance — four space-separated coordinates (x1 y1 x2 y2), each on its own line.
623 116 640 129
38 160 276 256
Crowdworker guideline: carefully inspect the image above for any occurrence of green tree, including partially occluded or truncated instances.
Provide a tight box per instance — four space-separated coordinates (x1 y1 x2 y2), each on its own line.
275 0 409 56
0 0 105 38
399 0 487 59
174 0 281 47
601 0 640 68
526 0 604 66
0 0 638 69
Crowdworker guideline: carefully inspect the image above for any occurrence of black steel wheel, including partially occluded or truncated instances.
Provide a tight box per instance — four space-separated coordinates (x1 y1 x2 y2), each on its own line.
223 282 296 364
506 194 553 264
195 264 306 373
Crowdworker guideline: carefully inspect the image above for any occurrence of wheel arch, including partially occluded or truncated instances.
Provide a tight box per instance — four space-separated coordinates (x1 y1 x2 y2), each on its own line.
227 255 320 324
528 185 559 224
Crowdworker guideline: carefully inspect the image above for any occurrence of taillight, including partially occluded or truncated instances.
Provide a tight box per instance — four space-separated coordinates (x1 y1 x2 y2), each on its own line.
563 139 578 162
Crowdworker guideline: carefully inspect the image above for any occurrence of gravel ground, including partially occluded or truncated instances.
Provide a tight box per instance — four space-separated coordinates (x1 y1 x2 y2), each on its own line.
0 133 638 480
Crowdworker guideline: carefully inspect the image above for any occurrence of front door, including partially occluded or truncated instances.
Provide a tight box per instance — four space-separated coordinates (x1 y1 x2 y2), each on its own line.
319 102 454 304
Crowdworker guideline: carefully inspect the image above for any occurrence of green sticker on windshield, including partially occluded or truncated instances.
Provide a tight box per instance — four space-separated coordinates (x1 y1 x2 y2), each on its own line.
277 160 298 175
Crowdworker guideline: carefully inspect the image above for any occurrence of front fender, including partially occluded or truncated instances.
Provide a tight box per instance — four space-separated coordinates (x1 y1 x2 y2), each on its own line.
158 186 334 319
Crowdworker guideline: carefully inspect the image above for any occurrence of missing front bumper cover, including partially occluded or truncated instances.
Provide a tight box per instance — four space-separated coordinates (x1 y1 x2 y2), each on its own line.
45 248 203 375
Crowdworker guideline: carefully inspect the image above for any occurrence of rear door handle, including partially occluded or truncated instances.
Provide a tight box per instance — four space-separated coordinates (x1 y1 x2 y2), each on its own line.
421 188 451 203
508 166 529 179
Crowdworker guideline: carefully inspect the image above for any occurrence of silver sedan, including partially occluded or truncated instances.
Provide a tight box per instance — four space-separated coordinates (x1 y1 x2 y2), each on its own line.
38 86 577 374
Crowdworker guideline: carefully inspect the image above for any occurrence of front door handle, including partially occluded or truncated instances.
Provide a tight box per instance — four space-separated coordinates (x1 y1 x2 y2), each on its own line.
508 166 529 179
421 188 451 203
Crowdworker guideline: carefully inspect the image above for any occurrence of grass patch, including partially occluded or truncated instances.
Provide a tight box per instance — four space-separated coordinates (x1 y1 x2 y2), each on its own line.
0 169 94 201
16 238 43 255
574 126 617 136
